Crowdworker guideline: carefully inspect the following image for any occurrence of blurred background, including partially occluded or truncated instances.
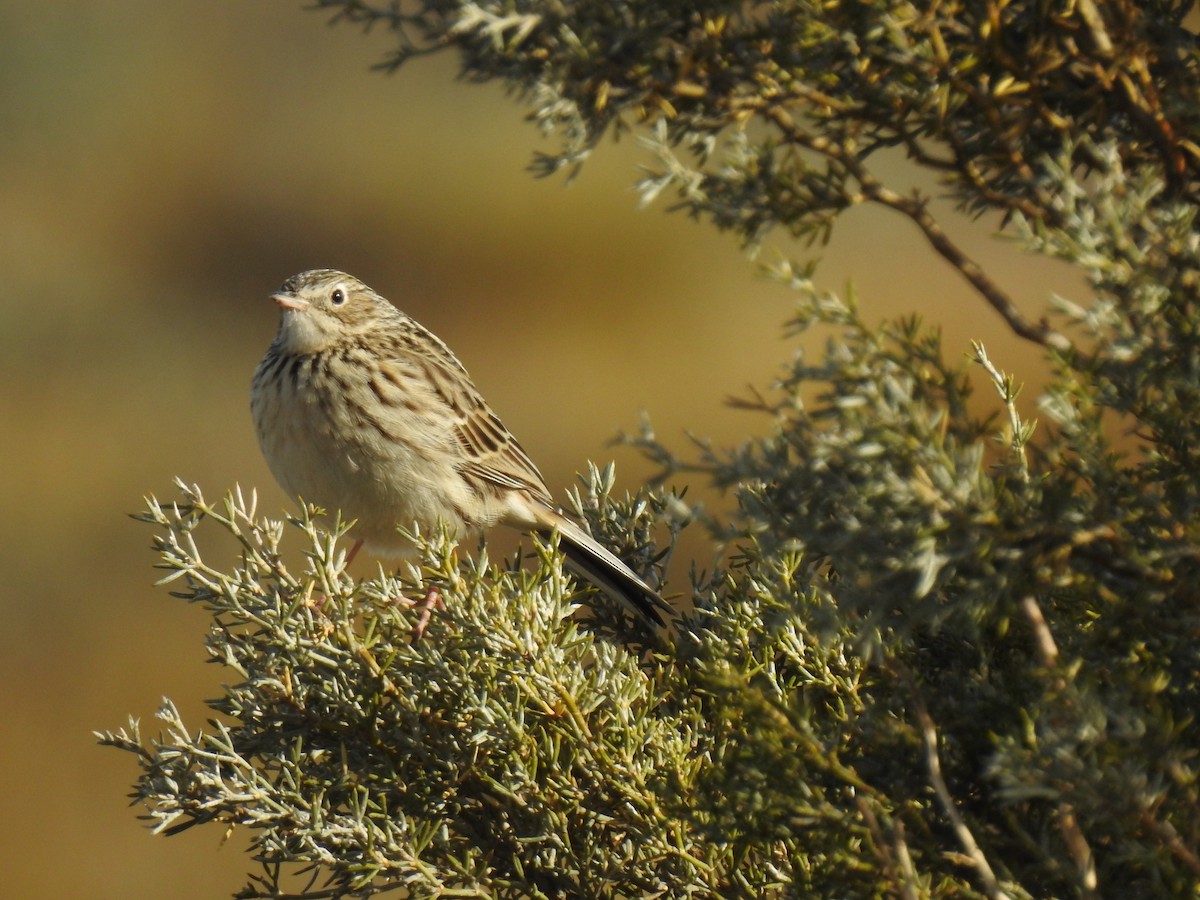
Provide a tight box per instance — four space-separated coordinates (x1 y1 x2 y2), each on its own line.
0 2 1081 897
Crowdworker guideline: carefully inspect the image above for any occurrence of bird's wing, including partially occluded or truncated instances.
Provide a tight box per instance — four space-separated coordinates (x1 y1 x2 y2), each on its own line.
382 323 555 508
376 323 672 627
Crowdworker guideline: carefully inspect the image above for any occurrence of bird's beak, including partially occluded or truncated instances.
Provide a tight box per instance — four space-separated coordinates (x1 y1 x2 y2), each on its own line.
271 292 309 312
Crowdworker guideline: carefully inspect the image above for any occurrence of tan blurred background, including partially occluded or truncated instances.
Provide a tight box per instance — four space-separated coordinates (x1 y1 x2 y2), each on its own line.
0 2 1081 897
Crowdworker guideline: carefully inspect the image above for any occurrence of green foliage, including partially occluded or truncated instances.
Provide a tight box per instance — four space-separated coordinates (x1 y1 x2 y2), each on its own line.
102 2 1200 897
104 481 824 898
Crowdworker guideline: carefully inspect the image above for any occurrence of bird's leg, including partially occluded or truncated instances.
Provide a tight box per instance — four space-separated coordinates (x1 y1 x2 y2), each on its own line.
341 538 443 641
406 585 445 644
385 585 445 642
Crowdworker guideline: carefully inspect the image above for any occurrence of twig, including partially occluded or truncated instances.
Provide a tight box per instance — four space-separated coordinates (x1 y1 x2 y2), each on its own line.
1019 595 1059 668
1140 810 1200 878
1018 595 1097 895
859 797 922 900
1075 0 1114 55
898 664 1010 899
761 105 1072 353
973 342 1032 483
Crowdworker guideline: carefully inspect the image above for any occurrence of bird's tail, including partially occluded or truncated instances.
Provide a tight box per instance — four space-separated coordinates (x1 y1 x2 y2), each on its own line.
542 513 673 627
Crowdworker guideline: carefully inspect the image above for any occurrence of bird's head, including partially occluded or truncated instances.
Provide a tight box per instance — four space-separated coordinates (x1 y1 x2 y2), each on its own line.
269 269 397 355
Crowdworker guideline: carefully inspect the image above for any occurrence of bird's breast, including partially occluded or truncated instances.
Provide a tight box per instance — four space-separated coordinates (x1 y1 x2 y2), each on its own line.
251 350 478 553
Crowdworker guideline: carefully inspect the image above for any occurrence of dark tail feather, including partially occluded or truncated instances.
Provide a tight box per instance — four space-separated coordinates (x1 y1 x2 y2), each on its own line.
548 516 673 627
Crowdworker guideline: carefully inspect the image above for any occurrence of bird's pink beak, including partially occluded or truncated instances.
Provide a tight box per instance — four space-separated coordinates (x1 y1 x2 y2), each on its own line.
272 292 309 312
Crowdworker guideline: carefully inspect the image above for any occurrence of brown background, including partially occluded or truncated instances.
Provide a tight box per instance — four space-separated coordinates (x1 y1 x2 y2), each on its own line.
0 3 1080 897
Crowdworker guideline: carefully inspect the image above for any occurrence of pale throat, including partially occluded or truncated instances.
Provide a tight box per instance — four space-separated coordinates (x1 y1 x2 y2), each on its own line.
278 310 338 356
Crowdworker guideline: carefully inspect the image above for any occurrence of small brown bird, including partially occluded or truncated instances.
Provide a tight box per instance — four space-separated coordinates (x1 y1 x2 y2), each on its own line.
251 269 671 628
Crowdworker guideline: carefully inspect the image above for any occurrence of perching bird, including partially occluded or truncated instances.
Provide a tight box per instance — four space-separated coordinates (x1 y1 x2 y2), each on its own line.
251 268 671 629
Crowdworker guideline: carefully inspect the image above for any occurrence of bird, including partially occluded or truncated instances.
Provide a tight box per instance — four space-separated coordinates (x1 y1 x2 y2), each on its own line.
250 268 672 632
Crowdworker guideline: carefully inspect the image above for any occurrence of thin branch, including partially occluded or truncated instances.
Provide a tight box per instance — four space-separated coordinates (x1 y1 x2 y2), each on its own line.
1019 594 1059 668
898 664 1010 900
1058 805 1099 898
1075 0 1114 55
858 797 922 900
1139 810 1200 878
942 125 1058 225
973 341 1032 482
1018 595 1098 896
761 105 1072 353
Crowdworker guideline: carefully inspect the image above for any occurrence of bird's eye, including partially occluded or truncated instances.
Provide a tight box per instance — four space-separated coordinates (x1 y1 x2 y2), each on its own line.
331 289 346 306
